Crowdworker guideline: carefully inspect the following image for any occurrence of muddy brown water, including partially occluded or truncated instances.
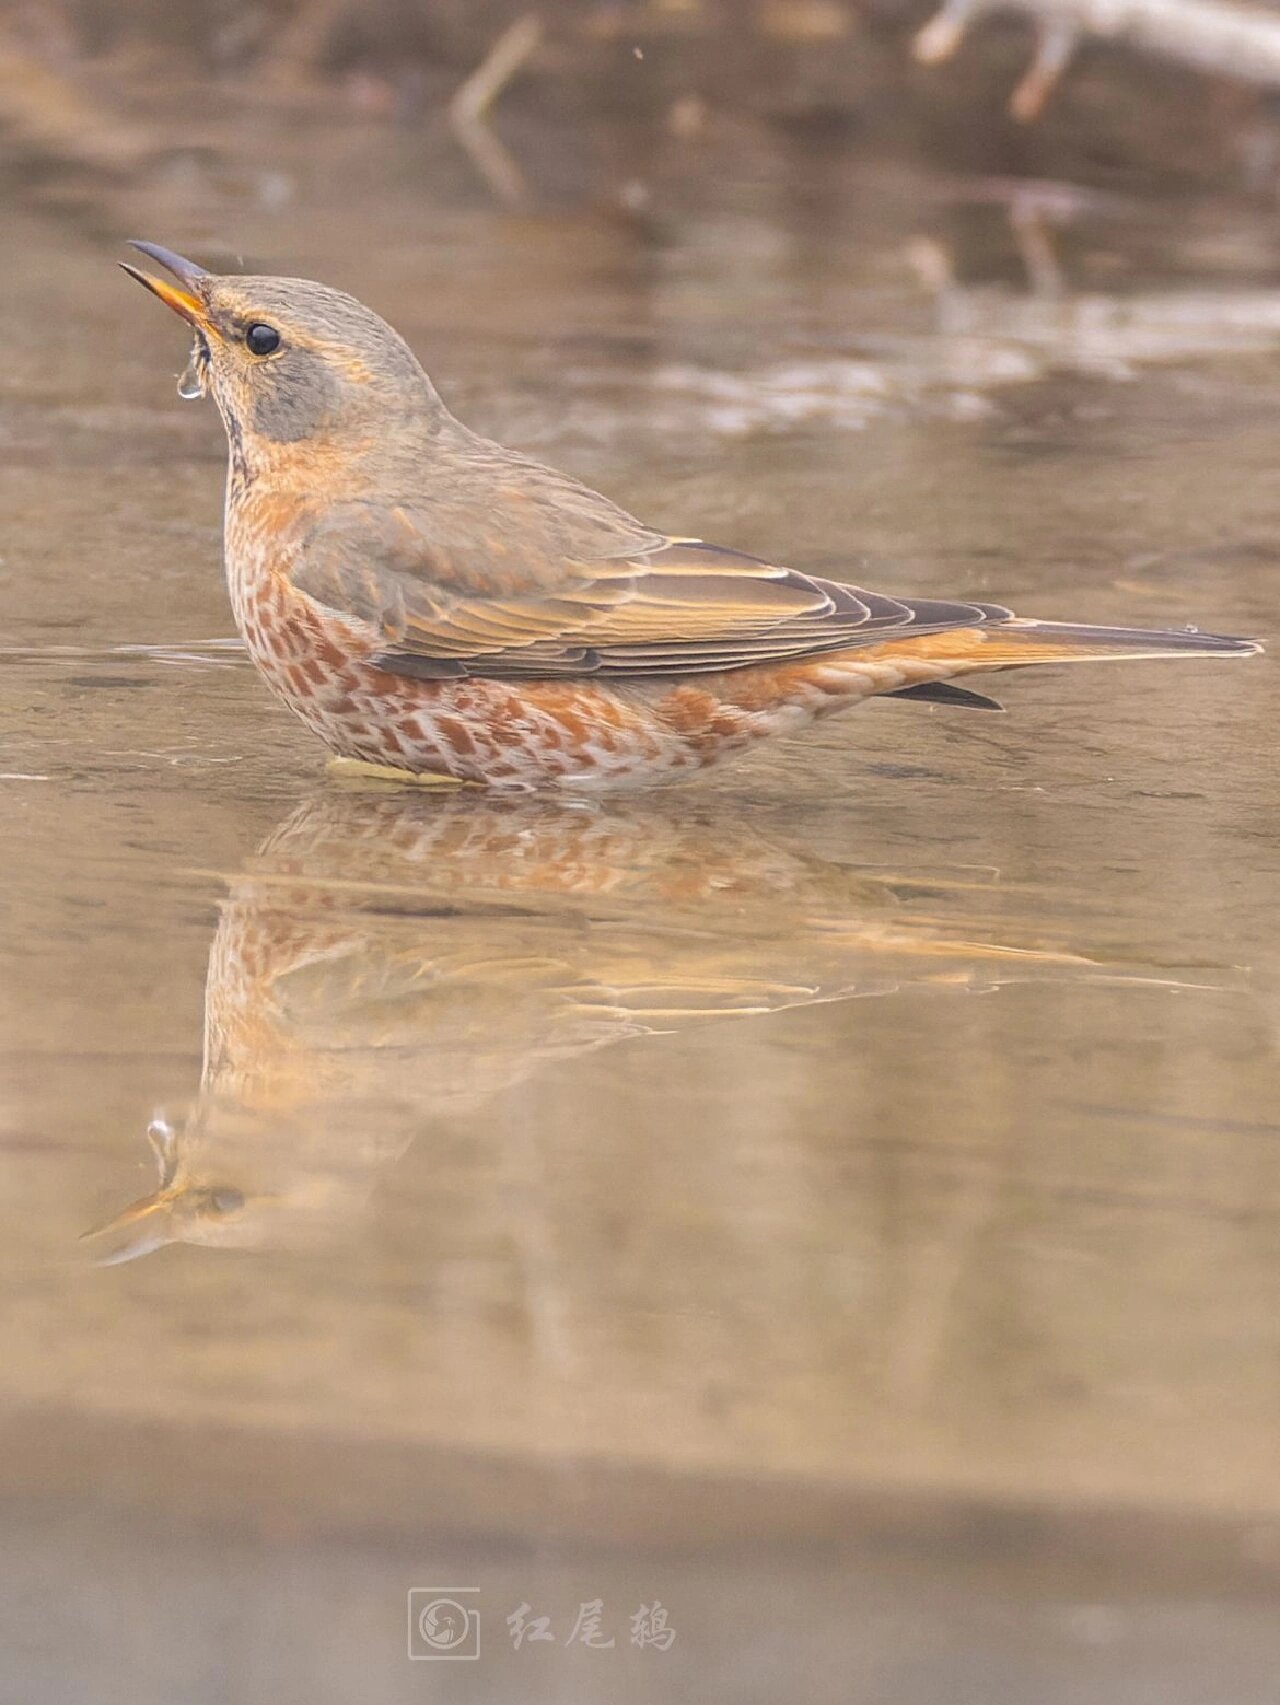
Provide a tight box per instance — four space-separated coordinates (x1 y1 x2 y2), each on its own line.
3 105 1280 1701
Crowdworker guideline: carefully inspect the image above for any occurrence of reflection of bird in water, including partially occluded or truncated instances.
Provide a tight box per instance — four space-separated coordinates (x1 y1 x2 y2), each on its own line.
84 788 1136 1263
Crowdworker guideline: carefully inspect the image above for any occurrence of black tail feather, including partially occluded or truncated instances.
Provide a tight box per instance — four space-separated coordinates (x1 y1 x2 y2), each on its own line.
888 681 1005 712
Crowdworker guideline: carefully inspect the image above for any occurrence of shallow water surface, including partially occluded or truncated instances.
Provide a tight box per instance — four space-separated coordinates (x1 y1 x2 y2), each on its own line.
2 111 1280 1702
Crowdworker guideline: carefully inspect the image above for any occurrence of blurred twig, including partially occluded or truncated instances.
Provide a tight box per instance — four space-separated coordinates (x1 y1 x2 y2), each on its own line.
450 12 544 203
915 0 1280 118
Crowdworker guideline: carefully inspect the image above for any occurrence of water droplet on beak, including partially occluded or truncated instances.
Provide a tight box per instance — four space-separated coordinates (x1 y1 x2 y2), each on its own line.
177 337 209 400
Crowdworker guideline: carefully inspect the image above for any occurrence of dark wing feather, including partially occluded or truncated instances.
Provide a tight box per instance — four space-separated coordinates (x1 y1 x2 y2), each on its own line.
290 472 1010 682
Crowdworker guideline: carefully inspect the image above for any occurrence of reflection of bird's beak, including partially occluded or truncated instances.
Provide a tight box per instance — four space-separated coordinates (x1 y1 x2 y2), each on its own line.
120 239 214 335
79 1188 180 1266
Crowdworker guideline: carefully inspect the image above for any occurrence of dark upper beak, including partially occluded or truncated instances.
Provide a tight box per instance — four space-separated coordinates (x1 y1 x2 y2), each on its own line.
120 240 214 333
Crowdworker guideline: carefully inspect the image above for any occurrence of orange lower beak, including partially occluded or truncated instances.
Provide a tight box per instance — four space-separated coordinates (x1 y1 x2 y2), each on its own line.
120 240 215 333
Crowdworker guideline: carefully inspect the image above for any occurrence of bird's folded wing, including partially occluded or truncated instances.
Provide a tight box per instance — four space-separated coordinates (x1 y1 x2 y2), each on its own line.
291 498 1010 680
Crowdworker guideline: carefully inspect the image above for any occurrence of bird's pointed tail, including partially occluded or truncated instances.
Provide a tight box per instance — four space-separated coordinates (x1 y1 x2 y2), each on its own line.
961 619 1261 668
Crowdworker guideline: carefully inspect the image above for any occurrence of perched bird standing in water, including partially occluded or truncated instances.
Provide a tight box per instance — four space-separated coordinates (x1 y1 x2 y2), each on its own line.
123 241 1260 792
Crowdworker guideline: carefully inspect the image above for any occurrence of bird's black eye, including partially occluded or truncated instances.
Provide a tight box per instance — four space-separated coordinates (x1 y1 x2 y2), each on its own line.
245 323 281 356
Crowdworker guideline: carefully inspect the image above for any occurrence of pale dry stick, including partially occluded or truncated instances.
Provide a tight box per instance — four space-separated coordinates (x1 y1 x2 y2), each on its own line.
915 0 1280 119
449 12 544 204
1008 198 1067 294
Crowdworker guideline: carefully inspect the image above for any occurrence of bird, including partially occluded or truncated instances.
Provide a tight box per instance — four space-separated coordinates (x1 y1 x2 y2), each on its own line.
122 241 1261 793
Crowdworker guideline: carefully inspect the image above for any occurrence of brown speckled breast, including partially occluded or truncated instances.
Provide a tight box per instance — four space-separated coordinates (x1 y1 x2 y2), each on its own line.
222 488 955 790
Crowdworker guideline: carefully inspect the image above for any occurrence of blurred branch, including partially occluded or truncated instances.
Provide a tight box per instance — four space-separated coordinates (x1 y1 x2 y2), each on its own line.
450 12 544 203
914 0 1280 118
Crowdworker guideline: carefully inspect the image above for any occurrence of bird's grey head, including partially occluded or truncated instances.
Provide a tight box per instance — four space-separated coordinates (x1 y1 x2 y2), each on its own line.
122 241 448 454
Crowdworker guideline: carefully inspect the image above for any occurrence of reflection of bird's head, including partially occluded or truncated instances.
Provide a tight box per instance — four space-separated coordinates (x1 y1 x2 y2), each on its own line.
80 1099 386 1265
79 1111 270 1265
79 1102 330 1264
121 241 445 459
81 1176 249 1266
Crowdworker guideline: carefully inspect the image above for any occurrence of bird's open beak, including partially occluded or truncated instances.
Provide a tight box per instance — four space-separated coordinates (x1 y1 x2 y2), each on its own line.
120 240 215 334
